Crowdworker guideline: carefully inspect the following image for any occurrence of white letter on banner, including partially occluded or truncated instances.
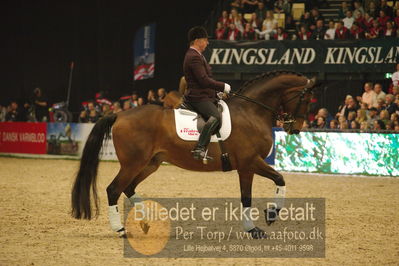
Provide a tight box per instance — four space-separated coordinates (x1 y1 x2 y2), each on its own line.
290 48 304 64
221 49 231 64
266 48 278 64
243 48 256 64
324 48 337 64
355 47 367 64
228 49 244 64
277 49 291 64
375 47 384 63
209 48 223 64
366 47 376 63
255 48 267 64
302 48 316 64
343 47 356 64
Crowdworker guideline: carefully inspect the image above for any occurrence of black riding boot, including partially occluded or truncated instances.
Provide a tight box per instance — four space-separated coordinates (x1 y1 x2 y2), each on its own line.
192 116 220 161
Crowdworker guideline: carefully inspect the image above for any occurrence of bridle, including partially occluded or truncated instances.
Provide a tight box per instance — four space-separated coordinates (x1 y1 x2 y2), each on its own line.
230 81 314 129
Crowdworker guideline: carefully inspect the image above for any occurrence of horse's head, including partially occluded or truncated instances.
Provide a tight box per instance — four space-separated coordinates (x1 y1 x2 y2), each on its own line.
280 77 316 135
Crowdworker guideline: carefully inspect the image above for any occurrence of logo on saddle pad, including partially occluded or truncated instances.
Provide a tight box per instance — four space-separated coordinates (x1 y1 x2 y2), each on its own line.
174 100 232 142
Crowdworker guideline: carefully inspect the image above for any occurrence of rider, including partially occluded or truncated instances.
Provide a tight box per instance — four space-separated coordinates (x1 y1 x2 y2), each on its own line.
183 26 231 160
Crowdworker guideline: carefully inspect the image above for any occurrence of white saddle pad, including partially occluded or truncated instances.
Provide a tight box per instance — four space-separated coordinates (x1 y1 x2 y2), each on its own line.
174 100 232 142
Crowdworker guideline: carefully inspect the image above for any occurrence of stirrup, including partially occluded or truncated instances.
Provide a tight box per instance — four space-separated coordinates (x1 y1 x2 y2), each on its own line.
191 148 213 163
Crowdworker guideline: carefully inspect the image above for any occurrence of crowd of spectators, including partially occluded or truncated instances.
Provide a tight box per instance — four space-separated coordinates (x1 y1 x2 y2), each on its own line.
214 0 399 40
0 88 168 124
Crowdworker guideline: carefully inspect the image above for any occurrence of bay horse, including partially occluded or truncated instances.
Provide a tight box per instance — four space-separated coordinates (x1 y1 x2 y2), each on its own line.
71 71 316 238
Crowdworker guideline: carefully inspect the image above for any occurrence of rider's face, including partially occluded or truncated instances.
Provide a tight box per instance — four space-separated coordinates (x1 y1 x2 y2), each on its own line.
197 38 209 52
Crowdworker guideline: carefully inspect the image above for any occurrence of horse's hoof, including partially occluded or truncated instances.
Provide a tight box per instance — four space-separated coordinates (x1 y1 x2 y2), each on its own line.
248 227 267 239
264 208 280 226
117 227 127 238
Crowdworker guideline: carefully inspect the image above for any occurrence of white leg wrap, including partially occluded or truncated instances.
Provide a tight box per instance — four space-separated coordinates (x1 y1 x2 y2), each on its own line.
242 207 256 231
108 205 123 232
275 185 286 209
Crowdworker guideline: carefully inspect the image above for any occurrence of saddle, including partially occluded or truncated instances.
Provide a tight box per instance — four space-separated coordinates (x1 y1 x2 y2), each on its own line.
174 99 232 171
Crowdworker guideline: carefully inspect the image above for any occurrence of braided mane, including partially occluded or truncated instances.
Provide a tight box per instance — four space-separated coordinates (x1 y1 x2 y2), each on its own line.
235 70 305 94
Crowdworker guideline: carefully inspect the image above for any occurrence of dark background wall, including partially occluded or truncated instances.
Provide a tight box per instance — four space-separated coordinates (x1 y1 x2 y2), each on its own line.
1 0 217 113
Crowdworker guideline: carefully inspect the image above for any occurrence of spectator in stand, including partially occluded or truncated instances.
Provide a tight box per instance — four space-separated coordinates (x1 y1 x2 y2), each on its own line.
367 107 379 129
248 12 261 30
297 25 312 40
274 0 291 14
310 8 324 31
380 0 393 18
226 22 242 40
101 103 112 117
242 23 257 40
130 91 139 107
297 12 313 31
365 1 379 19
123 100 132 111
383 21 396 37
230 0 244 13
155 88 167 106
0 104 6 121
347 111 357 125
264 0 275 10
256 10 278 40
354 12 366 29
255 1 266 22
215 22 226 40
285 15 296 31
315 116 327 128
219 10 231 28
351 120 360 130
5 101 19 122
356 108 368 124
336 94 353 118
394 1 399 15
344 97 359 119
350 22 365 39
324 20 336 39
338 1 351 19
32 87 49 122
273 27 288 40
242 0 259 13
379 109 391 126
302 120 311 129
311 19 326 40
335 21 350 39
374 83 386 106
112 101 122 113
338 115 349 130
330 119 339 129
394 9 399 28
365 19 383 39
343 10 355 29
360 121 369 131
392 63 399 88
359 81 377 108
363 13 374 29
137 97 145 106
378 10 391 30
312 108 333 128
353 1 365 18
385 94 397 114
231 8 245 34
147 89 158 105
374 119 386 130
79 101 100 123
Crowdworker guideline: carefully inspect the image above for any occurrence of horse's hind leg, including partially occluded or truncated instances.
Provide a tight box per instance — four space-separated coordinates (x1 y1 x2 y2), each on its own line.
123 153 164 202
106 162 149 237
252 156 286 225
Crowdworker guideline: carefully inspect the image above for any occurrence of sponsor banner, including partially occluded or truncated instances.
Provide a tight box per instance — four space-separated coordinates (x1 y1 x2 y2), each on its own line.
274 131 399 176
204 39 399 73
46 123 117 160
0 122 46 154
123 197 325 258
133 23 156 80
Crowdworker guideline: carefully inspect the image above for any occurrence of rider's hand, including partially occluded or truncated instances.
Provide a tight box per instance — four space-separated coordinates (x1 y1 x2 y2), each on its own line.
224 83 231 94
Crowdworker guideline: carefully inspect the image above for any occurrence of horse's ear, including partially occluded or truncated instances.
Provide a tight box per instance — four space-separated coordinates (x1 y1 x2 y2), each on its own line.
305 76 317 90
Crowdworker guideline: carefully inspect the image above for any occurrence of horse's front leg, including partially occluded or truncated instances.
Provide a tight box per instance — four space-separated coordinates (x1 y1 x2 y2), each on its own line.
238 171 267 239
252 156 286 225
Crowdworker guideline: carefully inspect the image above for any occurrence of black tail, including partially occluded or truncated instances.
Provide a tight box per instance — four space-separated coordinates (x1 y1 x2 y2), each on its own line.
71 114 117 219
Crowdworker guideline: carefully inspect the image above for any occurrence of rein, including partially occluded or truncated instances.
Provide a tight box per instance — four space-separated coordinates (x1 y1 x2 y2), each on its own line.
230 84 313 125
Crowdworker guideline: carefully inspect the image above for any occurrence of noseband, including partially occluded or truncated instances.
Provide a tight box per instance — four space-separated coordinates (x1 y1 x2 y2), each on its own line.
230 80 313 128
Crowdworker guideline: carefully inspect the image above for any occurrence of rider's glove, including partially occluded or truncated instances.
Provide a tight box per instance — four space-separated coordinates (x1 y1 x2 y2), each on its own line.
224 83 231 94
